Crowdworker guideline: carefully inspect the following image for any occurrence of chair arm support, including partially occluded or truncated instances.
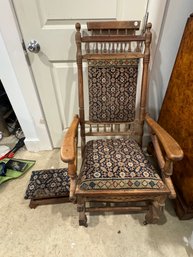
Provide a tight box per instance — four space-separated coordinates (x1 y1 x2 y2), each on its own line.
145 114 183 161
60 115 80 163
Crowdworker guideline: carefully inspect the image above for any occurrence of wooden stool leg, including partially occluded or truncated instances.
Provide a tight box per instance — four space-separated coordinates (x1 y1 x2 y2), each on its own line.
77 197 87 227
29 199 38 209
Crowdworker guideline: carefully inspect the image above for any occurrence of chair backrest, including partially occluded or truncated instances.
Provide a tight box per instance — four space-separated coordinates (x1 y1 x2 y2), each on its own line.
75 21 152 153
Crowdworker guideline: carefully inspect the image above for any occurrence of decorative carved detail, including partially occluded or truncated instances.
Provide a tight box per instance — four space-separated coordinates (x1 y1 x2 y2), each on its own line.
77 205 84 212
144 195 166 224
86 195 157 202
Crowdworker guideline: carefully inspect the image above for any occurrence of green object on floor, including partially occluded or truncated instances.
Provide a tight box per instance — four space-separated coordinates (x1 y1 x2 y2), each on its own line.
0 158 35 185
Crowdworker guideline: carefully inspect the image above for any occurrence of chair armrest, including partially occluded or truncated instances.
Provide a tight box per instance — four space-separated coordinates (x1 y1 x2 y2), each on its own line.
60 115 80 163
145 114 183 161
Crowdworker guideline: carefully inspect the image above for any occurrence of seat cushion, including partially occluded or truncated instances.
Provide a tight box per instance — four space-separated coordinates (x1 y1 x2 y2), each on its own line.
79 138 165 190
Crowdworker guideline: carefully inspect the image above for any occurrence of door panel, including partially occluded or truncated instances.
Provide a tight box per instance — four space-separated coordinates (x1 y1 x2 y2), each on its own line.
12 0 147 147
38 0 117 21
51 63 82 129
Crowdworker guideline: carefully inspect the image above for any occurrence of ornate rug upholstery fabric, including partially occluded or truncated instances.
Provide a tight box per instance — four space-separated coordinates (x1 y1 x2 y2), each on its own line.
25 169 69 199
79 138 165 190
88 59 138 122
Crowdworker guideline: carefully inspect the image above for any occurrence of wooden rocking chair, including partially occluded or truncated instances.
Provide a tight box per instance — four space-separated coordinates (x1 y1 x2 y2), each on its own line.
61 21 183 227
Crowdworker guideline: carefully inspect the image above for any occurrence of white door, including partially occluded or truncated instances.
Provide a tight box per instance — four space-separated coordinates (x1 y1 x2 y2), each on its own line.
12 0 148 147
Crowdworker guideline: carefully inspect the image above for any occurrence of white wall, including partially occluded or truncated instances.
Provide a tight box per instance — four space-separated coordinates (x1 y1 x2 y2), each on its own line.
149 0 193 120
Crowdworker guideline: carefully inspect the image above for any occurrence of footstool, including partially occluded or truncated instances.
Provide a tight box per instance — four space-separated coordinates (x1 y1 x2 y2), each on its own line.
25 168 70 208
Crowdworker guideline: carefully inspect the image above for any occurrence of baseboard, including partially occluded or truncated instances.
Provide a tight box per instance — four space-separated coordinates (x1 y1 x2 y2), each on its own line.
24 138 52 152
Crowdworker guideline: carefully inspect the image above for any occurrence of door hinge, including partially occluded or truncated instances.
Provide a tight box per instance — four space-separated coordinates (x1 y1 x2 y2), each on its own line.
21 39 31 66
22 39 27 54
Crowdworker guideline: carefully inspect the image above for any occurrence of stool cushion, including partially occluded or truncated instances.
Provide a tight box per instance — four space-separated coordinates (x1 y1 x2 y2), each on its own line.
25 168 69 199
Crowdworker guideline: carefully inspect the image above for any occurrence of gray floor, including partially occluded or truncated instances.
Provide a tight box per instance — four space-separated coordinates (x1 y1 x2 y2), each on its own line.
0 137 193 257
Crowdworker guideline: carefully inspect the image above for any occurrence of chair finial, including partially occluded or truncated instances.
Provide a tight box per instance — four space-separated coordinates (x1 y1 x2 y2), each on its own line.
146 22 152 30
76 23 81 31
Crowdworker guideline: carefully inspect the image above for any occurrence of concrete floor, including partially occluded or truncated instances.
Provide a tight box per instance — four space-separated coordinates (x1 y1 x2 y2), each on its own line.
0 137 193 257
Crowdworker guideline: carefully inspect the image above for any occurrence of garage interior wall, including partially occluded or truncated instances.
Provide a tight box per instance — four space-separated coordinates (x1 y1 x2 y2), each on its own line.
148 0 193 120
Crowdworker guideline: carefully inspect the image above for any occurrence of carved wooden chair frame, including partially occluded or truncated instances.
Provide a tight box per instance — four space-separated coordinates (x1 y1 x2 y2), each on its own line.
61 21 183 227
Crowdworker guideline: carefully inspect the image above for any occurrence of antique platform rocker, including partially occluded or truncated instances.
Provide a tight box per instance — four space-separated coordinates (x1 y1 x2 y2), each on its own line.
61 21 183 226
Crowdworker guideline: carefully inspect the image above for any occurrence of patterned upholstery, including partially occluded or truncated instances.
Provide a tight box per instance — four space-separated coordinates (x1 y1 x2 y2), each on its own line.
88 59 138 122
25 169 69 199
79 138 165 190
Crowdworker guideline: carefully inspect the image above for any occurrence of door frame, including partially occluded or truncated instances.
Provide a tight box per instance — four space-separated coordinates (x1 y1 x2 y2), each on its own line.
0 0 52 151
0 0 166 151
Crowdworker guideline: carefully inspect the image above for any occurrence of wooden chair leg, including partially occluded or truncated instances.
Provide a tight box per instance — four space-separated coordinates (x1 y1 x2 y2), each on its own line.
144 196 166 225
77 197 87 227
